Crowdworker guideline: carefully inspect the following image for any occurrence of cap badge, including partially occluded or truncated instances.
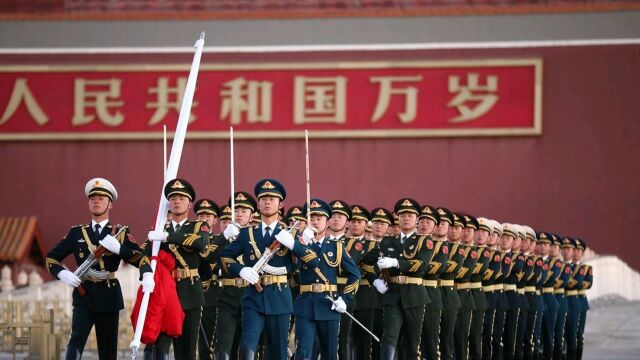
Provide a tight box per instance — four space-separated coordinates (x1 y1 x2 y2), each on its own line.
376 209 386 216
236 193 247 201
311 201 321 208
292 208 302 214
333 201 344 208
261 181 275 189
401 199 413 207
171 180 185 189
201 200 211 207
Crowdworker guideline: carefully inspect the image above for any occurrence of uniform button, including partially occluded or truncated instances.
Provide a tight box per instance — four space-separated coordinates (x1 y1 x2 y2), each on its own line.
315 279 319 282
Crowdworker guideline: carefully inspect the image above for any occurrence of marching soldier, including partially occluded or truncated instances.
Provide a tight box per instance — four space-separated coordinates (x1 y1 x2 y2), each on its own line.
468 217 493 360
364 198 432 360
195 198 221 360
502 224 526 360
46 178 141 360
337 204 368 360
574 238 592 360
482 220 504 360
521 226 543 360
356 207 393 360
565 238 585 360
286 205 307 312
213 194 256 359
553 235 572 360
420 205 447 360
512 225 532 360
219 179 320 360
538 232 561 360
453 214 480 360
439 211 467 360
141 178 211 360
294 199 361 360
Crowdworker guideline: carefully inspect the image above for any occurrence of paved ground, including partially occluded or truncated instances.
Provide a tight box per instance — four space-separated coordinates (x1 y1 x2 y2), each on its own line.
3 300 640 359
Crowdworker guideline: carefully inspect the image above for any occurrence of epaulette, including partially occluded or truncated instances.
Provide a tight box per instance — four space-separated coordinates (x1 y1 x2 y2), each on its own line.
72 224 86 229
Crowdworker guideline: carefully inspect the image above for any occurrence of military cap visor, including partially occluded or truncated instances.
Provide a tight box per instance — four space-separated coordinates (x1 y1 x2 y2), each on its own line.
304 199 332 218
194 199 219 216
394 198 421 215
85 178 118 201
230 191 257 212
371 208 393 225
164 178 195 201
350 205 371 221
561 237 576 248
286 206 307 222
219 205 232 220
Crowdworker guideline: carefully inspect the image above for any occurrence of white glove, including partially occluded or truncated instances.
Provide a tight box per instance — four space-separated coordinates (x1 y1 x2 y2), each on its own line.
373 279 389 294
99 234 121 255
274 230 295 250
148 230 168 242
223 223 240 240
331 296 347 313
377 257 399 269
263 265 288 275
58 270 81 288
141 272 155 293
301 228 315 245
239 267 260 285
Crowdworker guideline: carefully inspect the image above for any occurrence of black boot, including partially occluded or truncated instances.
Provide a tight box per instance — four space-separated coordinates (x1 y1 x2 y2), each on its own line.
576 346 583 360
239 346 256 360
64 348 81 360
379 343 396 360
215 351 231 360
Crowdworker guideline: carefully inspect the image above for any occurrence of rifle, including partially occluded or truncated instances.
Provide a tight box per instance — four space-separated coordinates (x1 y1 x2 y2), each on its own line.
74 225 127 296
252 221 300 292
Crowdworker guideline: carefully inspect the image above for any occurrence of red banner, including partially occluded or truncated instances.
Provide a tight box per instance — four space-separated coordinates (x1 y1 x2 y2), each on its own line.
0 59 542 140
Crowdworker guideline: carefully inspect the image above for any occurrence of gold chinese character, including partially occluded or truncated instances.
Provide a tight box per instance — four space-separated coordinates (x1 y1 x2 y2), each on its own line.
447 73 499 123
147 77 198 125
73 78 124 127
0 78 48 126
294 76 346 124
370 75 422 123
220 77 272 125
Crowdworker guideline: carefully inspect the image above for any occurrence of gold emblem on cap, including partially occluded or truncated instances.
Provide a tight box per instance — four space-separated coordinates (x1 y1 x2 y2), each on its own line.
261 181 276 189
222 206 231 213
311 201 321 208
438 208 446 215
292 208 302 214
422 207 432 214
171 180 185 189
464 216 471 222
376 209 386 216
201 200 211 207
93 180 102 188
236 193 247 201
401 199 413 207
353 206 362 213
333 201 344 208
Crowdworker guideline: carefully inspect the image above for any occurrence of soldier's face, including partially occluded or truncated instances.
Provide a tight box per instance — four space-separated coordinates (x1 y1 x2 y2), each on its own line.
574 248 584 261
561 247 574 261
512 236 522 251
197 213 218 229
461 228 475 244
540 243 550 256
219 219 231 232
449 225 463 241
234 207 253 227
311 215 328 235
435 221 450 237
329 213 348 232
349 219 367 237
258 196 280 217
372 221 389 238
550 244 560 257
475 229 490 245
169 194 190 216
488 233 499 246
88 194 112 217
418 218 436 235
521 238 531 252
500 234 514 250
398 212 417 232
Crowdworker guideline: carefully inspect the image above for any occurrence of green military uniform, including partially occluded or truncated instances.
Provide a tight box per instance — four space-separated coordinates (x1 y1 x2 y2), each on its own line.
439 213 468 360
468 218 493 360
454 239 479 359
502 224 526 360
363 198 432 360
420 205 448 360
337 235 365 359
140 179 210 360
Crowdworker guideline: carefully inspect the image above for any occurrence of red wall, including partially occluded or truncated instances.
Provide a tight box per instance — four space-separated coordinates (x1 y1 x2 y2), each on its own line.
1 44 639 269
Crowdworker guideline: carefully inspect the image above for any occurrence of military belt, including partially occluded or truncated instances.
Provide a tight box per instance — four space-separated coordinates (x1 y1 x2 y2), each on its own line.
455 282 471 290
505 284 517 291
482 285 496 292
542 287 555 294
82 271 116 282
172 268 199 280
423 280 438 287
389 276 423 285
577 290 587 296
337 277 347 284
566 290 579 296
469 282 483 289
260 274 288 286
438 279 455 287
517 288 525 295
221 278 249 288
360 279 370 286
300 284 338 293
525 286 537 293
554 288 565 294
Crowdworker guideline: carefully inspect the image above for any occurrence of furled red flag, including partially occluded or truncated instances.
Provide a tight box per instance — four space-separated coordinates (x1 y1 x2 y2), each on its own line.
131 249 184 344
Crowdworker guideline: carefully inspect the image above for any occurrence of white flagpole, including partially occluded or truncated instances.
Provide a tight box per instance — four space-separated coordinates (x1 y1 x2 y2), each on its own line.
163 124 167 181
305 130 311 224
230 126 235 214
130 32 206 359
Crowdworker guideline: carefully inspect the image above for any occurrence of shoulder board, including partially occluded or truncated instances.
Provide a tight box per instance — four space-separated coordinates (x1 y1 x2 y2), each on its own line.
72 224 86 229
254 225 260 229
